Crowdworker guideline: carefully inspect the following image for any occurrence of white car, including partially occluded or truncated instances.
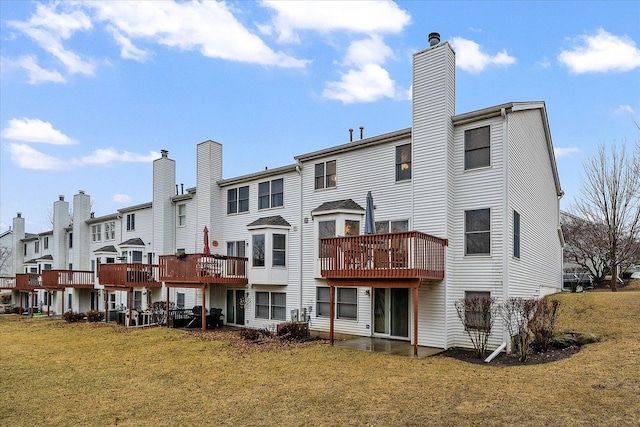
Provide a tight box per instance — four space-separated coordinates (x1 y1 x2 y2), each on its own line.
631 272 640 279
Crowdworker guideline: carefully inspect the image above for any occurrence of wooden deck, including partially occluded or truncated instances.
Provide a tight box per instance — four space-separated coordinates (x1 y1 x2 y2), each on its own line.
98 264 161 289
159 254 248 286
320 231 447 283
41 270 95 289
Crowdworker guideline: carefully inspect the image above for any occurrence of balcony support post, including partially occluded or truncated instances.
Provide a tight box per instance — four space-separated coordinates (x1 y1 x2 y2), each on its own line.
329 285 335 346
413 287 419 357
202 285 207 332
166 289 170 328
127 290 133 327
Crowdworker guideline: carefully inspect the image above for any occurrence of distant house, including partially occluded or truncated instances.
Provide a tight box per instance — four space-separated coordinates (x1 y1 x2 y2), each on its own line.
2 33 563 353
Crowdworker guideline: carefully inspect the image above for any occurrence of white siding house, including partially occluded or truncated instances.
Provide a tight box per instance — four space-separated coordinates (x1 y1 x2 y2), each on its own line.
2 33 562 354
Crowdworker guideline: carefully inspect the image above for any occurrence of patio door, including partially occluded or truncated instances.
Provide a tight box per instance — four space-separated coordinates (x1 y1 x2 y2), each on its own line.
373 288 409 339
226 289 245 326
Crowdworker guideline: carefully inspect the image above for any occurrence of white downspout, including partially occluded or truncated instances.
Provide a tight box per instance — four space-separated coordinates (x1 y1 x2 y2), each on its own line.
501 107 510 350
296 163 304 320
485 341 506 363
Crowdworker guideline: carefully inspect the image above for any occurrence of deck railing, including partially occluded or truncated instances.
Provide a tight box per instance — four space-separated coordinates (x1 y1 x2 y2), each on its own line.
41 270 95 289
98 264 161 288
320 231 447 280
159 253 248 285
16 273 41 290
0 276 17 290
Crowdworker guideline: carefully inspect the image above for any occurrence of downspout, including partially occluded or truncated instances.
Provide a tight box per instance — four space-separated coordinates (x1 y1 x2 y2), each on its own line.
501 107 510 350
296 162 303 320
485 341 506 363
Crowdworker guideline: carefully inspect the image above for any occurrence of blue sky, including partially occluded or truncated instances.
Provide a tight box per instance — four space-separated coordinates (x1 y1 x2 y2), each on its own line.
1 1 639 234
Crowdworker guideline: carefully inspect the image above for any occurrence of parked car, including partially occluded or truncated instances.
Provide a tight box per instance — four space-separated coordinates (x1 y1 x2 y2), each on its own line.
563 273 593 292
630 272 640 279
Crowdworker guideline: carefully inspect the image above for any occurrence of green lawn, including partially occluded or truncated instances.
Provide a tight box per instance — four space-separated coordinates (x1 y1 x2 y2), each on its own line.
1 290 639 426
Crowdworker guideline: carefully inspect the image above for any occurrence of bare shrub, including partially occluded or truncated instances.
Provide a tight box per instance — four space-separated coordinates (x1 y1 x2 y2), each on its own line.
276 322 309 341
529 299 561 352
501 298 539 361
455 295 498 359
86 310 104 322
62 311 84 323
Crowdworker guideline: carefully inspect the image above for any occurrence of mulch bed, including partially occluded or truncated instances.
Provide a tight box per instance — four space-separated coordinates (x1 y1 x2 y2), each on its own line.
437 345 581 366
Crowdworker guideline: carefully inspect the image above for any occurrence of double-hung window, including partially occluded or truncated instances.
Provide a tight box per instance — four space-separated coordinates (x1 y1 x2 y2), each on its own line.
318 220 336 258
255 292 286 320
34 241 40 253
126 214 135 231
464 126 491 170
395 143 411 181
104 221 115 241
258 178 284 210
227 186 249 214
43 237 49 249
465 209 490 255
314 160 336 190
91 225 101 242
315 287 357 320
464 291 492 331
252 234 265 267
272 234 286 267
513 211 521 259
178 204 186 226
375 220 409 234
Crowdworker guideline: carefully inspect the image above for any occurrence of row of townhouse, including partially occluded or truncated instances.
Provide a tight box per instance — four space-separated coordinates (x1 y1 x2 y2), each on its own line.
0 33 564 354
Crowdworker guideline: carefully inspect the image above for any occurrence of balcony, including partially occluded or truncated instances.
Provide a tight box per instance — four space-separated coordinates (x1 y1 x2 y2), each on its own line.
0 277 17 290
320 231 447 284
98 264 161 289
15 273 41 290
41 270 95 289
159 253 248 286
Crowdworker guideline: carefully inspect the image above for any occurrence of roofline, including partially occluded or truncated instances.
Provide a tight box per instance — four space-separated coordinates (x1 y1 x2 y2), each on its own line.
219 164 298 187
86 213 119 224
294 128 411 162
118 202 152 213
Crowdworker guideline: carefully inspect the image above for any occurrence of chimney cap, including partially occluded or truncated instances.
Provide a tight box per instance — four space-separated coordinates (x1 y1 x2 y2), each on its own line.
161 149 169 158
428 32 441 47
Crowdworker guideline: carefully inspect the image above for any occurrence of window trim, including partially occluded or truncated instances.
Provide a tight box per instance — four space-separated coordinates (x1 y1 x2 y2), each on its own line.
315 286 357 320
464 291 492 331
227 186 250 214
255 291 286 321
314 160 336 190
178 204 186 227
258 178 284 210
513 210 521 259
126 214 135 231
272 233 286 267
465 209 491 256
395 143 412 182
464 125 491 170
252 234 265 267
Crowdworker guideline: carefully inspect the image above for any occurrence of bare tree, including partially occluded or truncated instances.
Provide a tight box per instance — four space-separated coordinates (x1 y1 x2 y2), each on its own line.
454 295 498 359
561 212 609 284
0 245 12 275
572 142 640 291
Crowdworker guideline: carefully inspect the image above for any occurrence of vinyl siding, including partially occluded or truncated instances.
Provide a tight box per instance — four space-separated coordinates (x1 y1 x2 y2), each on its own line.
507 109 562 298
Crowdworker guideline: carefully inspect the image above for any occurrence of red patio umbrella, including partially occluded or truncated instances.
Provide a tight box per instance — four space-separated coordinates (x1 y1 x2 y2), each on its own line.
203 226 211 255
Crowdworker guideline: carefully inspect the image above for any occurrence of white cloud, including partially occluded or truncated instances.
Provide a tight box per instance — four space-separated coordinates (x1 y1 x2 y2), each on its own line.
8 3 95 76
322 64 397 104
450 37 516 73
113 194 132 204
554 147 580 158
559 28 640 74
7 143 159 171
107 25 149 62
77 147 159 165
1 118 75 145
86 1 308 68
9 55 66 84
7 143 68 170
613 105 635 115
343 35 394 67
262 0 411 43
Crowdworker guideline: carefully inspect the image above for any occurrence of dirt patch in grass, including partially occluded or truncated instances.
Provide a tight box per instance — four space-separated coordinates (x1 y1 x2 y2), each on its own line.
438 345 581 366
182 328 329 354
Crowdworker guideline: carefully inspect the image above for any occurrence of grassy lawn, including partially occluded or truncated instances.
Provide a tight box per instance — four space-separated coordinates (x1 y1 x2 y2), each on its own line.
1 290 639 427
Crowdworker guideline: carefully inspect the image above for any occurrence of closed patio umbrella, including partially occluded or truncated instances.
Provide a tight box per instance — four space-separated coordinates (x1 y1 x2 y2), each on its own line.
365 191 375 234
203 226 211 255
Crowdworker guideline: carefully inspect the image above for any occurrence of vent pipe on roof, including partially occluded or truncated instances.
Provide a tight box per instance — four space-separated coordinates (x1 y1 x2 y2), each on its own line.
175 185 179 195
428 32 440 47
360 126 364 140
349 128 353 142
181 183 184 194
90 212 95 218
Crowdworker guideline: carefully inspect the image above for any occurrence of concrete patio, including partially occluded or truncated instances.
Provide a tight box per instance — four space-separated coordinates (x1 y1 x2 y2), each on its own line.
333 337 444 358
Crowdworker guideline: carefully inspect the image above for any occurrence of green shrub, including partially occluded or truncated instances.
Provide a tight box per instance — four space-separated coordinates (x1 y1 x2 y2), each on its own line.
86 310 104 322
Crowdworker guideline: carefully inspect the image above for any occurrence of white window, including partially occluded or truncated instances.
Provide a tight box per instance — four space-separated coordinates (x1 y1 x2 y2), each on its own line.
92 225 102 242
126 214 135 231
104 221 115 241
227 186 249 214
178 204 186 227
395 143 411 181
318 220 336 258
465 209 490 255
465 126 490 170
375 220 409 234
513 211 521 259
258 178 284 210
314 160 336 190
272 234 286 267
464 291 492 331
34 241 40 253
43 236 49 249
255 291 286 320
177 292 185 309
252 234 265 267
227 241 246 258
315 287 357 320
